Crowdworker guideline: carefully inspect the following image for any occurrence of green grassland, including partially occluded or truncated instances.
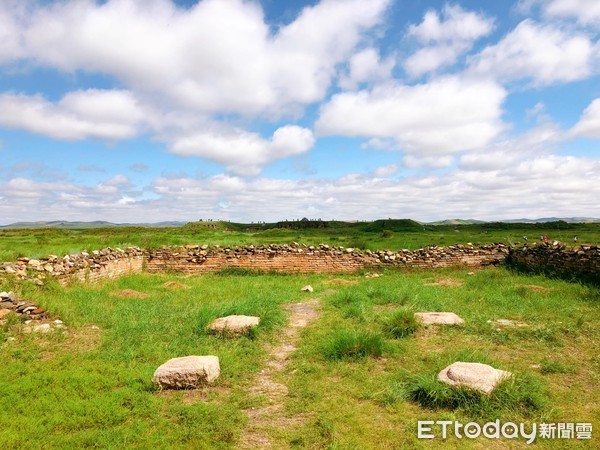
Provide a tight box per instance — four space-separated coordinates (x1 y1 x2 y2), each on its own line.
1 219 599 262
1 267 598 448
0 220 598 448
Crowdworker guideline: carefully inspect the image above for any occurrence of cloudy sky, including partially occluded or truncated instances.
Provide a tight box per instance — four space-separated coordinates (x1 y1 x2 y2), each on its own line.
0 0 599 224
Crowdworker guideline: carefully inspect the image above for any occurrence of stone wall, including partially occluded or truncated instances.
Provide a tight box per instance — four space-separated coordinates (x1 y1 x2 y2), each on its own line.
145 243 509 274
1 247 145 285
2 242 597 285
507 244 599 284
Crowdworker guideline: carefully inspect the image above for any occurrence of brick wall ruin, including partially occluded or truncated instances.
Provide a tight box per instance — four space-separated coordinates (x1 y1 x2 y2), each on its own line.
145 243 508 274
1 242 597 285
507 243 599 284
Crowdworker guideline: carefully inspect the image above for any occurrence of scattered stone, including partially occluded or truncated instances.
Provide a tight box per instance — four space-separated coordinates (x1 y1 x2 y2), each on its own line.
415 312 465 325
301 285 313 292
153 356 220 389
207 315 260 335
438 362 512 395
0 309 13 319
109 289 150 299
365 273 382 278
488 319 528 328
22 321 64 333
467 272 475 276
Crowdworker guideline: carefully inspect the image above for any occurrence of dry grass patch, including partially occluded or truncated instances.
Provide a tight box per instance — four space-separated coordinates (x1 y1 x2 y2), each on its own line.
109 289 150 298
326 278 359 286
162 281 191 289
425 277 463 287
517 284 550 293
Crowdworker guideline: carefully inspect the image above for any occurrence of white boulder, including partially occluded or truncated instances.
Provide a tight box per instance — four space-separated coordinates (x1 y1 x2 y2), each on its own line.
207 315 260 335
415 312 464 325
153 356 220 389
438 362 512 395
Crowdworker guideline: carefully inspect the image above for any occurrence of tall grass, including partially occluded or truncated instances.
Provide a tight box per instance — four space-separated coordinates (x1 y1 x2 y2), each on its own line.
322 330 384 360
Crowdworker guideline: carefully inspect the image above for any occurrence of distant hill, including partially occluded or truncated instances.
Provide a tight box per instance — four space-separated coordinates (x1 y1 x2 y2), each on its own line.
0 220 186 229
427 219 486 225
1 217 599 230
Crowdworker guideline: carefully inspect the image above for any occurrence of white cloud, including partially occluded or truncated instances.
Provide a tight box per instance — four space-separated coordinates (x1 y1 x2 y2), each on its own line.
403 155 454 169
1 148 599 224
0 1 24 63
0 0 392 174
5 0 389 117
404 5 494 77
458 123 564 171
520 0 600 26
169 125 315 175
316 75 506 155
373 164 398 177
469 19 593 86
0 90 144 140
338 47 394 89
570 98 600 138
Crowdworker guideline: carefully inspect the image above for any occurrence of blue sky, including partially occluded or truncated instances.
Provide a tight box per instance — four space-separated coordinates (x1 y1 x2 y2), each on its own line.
0 0 599 224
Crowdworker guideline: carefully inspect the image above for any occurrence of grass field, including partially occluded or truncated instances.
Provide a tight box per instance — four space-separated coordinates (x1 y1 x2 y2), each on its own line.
1 219 599 262
1 267 598 448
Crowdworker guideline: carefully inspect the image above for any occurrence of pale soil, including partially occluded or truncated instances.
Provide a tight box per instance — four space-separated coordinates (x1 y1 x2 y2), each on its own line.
238 298 321 449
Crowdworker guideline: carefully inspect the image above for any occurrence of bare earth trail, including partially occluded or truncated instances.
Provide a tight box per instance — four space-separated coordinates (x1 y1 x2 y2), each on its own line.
239 297 321 449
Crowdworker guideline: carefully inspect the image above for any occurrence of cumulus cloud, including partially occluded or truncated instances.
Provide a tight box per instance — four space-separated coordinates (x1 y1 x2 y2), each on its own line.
0 1 24 63
519 0 600 26
458 123 564 171
570 98 600 138
3 0 389 116
403 155 454 169
0 0 392 174
404 5 494 77
3 152 598 224
338 47 394 89
468 19 593 86
316 75 506 155
373 164 398 177
169 125 315 175
0 90 144 140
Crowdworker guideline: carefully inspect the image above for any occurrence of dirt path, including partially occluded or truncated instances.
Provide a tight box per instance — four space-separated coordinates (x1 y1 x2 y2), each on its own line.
238 298 321 449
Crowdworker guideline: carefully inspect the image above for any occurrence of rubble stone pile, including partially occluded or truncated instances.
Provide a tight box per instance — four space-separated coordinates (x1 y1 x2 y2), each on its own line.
0 290 48 321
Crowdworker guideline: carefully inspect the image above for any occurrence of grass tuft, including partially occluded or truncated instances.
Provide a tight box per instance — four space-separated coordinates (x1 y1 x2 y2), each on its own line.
322 329 384 360
381 307 418 338
400 368 547 419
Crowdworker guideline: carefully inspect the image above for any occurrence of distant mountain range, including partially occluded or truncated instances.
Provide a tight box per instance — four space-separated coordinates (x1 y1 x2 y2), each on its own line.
500 217 600 224
0 220 187 229
0 217 598 229
428 217 600 225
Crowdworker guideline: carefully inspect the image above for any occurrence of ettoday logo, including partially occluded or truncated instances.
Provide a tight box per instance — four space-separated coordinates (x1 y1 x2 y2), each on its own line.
417 420 593 444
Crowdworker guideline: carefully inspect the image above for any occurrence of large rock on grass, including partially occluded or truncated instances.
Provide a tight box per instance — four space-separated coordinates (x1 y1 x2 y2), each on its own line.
438 362 512 395
415 312 464 325
207 315 260 335
153 356 220 389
